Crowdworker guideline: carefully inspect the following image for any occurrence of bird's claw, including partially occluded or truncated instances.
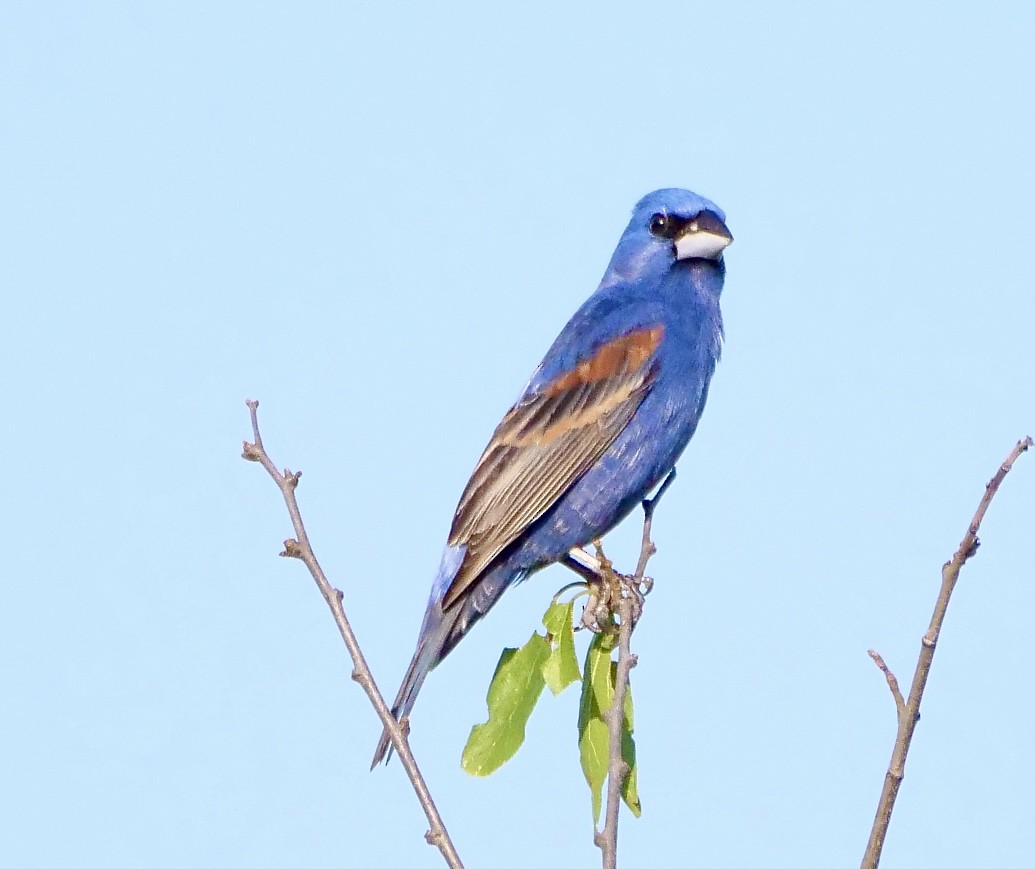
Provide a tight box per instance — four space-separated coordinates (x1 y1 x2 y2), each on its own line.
580 585 612 633
626 576 646 622
579 570 649 633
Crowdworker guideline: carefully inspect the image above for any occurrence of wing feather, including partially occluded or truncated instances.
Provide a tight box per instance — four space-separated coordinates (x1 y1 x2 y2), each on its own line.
440 325 664 610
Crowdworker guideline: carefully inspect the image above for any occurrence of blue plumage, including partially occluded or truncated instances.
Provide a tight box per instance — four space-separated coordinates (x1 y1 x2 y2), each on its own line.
373 188 731 765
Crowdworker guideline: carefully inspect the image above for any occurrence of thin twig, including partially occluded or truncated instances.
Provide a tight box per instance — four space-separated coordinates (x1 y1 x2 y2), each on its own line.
866 650 905 723
242 400 465 869
594 469 676 869
635 469 675 579
861 436 1032 869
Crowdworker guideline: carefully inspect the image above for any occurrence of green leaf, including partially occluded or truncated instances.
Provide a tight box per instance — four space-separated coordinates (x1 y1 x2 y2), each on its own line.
542 599 570 637
578 632 615 823
461 633 550 776
620 671 641 817
578 633 642 823
542 600 580 695
589 632 616 709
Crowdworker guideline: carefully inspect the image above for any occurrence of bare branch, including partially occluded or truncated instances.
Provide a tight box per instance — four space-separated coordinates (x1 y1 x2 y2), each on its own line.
242 400 465 869
866 649 905 722
595 469 676 869
861 436 1032 869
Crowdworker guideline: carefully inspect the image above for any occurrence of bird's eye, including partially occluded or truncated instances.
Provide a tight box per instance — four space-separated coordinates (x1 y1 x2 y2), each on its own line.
648 213 669 237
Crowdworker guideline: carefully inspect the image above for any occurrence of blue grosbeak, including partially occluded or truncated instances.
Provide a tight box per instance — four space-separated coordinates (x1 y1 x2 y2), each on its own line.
373 188 731 765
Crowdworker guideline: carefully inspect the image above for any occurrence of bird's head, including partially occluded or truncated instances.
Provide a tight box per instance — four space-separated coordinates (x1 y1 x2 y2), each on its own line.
602 188 732 287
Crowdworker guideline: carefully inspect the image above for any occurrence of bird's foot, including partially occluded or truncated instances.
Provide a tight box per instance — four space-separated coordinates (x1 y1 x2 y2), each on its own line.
578 542 650 633
580 581 612 633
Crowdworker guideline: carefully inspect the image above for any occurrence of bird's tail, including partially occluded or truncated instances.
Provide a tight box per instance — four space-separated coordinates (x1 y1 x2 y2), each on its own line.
369 643 433 767
370 601 464 768
370 558 521 767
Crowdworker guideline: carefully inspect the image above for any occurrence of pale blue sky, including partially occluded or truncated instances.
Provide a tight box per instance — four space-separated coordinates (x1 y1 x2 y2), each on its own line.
2 3 1033 867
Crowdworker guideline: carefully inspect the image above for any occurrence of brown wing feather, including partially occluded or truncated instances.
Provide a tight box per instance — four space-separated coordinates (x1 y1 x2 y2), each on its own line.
440 325 664 610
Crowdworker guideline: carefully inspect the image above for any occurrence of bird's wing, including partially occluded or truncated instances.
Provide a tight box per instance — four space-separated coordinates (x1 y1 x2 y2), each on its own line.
440 324 665 610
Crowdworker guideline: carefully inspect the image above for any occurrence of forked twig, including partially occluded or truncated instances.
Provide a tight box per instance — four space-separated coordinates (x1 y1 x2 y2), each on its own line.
861 436 1032 868
242 400 464 869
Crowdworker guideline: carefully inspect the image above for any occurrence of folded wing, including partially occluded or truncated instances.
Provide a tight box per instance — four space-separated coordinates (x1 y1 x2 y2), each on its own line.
441 324 665 610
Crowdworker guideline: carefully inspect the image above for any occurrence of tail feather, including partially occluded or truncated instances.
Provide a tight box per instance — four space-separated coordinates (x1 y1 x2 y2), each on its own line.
370 644 434 768
370 601 465 767
370 561 524 767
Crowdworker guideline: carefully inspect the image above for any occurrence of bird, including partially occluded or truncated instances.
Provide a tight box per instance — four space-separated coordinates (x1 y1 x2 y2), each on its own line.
372 188 732 765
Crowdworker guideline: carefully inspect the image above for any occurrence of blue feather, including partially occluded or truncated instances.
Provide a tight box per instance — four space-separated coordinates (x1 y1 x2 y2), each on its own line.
373 188 731 766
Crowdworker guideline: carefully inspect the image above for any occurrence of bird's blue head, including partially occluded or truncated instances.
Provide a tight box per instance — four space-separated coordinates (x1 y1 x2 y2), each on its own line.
601 188 732 288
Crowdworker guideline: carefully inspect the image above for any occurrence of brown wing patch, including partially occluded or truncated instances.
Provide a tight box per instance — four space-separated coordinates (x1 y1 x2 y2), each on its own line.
439 324 665 611
543 326 664 395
